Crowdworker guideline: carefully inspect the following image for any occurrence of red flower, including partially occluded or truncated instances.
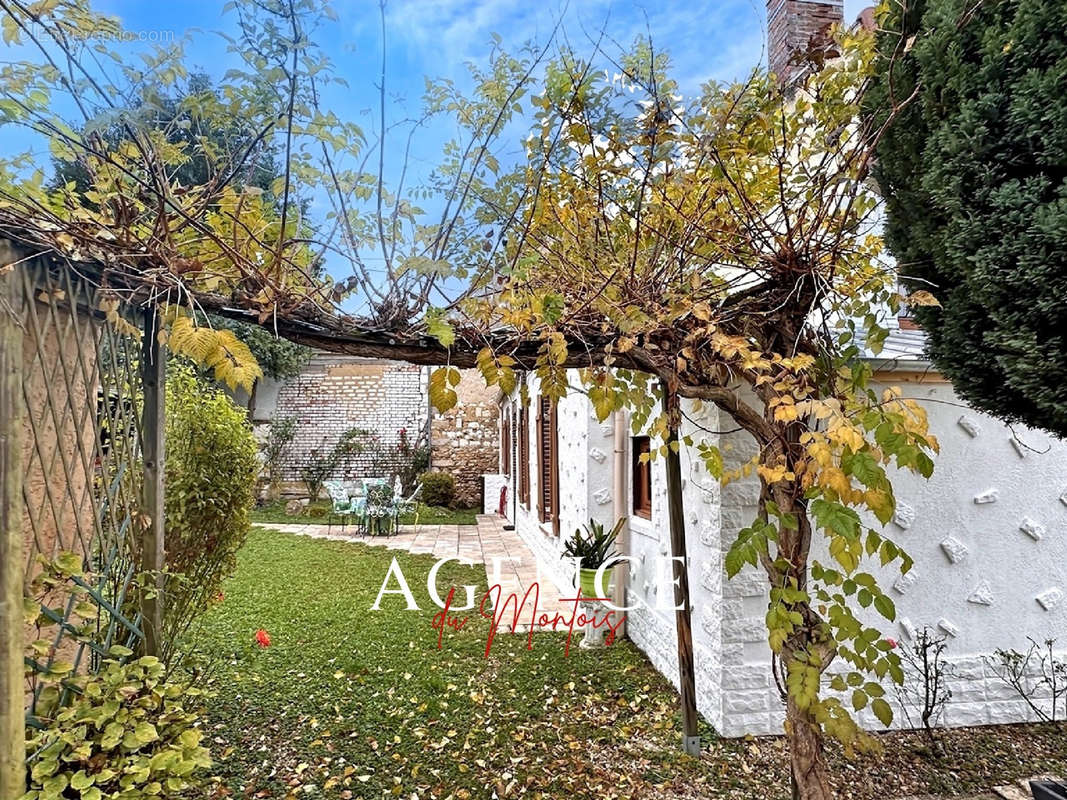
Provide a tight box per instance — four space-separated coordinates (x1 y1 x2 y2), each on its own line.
885 637 898 649
255 629 272 648
214 591 224 604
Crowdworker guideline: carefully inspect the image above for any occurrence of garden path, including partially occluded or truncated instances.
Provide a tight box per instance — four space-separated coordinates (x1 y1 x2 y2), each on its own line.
256 514 578 630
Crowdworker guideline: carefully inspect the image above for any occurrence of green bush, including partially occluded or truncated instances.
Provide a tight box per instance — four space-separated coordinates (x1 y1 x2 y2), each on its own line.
418 471 455 508
162 362 259 661
22 656 212 800
869 0 1067 436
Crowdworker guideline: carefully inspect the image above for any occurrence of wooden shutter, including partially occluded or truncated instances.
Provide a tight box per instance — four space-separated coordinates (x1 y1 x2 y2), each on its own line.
518 404 529 506
501 408 510 476
633 436 652 519
537 396 559 534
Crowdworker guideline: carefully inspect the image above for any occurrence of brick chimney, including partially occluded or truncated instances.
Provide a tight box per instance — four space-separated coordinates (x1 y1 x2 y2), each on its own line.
767 0 844 85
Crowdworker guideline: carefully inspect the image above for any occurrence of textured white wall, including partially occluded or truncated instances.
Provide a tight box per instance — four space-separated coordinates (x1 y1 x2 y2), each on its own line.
504 368 1067 738
625 398 729 732
712 373 1067 735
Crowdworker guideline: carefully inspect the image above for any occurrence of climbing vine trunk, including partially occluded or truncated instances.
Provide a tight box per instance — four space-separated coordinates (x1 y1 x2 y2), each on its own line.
787 695 833 800
0 260 25 798
770 484 832 799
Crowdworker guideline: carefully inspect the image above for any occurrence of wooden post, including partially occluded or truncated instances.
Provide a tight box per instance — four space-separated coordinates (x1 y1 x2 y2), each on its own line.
611 409 628 639
662 382 700 755
0 253 26 797
140 307 165 657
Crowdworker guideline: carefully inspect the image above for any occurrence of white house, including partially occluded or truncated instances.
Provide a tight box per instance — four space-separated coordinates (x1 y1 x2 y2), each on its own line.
483 0 1067 736
490 314 1067 737
482 0 1067 741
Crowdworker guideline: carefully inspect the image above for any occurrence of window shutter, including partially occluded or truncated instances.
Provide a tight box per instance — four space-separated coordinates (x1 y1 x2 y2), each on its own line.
633 436 652 519
537 401 546 520
549 400 559 535
501 408 510 476
537 396 559 532
518 405 529 506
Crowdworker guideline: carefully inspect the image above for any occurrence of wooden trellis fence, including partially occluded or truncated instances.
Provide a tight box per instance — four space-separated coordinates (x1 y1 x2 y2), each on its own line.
0 240 166 797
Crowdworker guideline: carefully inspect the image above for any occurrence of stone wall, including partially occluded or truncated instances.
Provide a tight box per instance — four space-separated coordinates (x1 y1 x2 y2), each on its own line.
269 355 429 492
430 369 501 508
255 358 500 505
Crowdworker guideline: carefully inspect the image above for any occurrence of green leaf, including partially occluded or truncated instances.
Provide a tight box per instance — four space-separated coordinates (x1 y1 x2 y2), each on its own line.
844 451 882 488
54 551 84 576
873 593 895 621
134 721 159 745
425 310 455 347
700 444 724 479
871 697 893 727
541 293 564 324
70 771 94 791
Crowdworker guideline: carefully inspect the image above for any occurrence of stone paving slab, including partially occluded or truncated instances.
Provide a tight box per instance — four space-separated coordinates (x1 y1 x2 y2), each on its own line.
993 775 1066 800
256 515 580 632
897 773 1064 800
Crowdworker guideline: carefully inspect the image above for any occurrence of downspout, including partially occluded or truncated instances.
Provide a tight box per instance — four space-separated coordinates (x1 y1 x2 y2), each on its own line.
424 366 433 470
612 409 628 639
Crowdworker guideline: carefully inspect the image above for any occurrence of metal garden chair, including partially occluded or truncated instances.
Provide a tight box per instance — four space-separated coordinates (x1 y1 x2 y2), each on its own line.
324 480 357 532
393 483 423 534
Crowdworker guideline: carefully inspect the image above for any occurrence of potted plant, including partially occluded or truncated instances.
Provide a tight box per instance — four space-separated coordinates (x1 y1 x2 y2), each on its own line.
563 517 626 599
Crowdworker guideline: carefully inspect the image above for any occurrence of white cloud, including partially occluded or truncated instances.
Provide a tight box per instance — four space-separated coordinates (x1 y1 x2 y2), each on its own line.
368 0 771 89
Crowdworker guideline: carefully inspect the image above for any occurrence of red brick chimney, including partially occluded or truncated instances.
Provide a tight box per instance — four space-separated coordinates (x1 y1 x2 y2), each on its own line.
767 0 845 85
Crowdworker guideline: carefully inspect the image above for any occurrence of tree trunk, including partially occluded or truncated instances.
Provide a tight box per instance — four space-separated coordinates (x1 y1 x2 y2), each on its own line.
787 695 833 800
247 377 258 413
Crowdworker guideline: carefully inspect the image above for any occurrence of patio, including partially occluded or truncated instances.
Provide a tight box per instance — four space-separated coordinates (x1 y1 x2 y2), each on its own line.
257 514 577 626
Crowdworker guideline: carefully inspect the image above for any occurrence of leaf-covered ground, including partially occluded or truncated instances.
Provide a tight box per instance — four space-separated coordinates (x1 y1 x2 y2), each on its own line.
193 529 1067 799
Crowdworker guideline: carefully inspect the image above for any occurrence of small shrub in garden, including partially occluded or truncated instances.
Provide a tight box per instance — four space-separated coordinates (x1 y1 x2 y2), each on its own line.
986 637 1067 723
299 446 334 501
418 471 455 508
894 627 953 755
22 656 211 800
162 362 259 662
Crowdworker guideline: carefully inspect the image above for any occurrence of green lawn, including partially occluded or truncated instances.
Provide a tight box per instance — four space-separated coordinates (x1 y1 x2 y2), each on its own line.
250 500 479 527
192 528 706 800
192 529 1067 800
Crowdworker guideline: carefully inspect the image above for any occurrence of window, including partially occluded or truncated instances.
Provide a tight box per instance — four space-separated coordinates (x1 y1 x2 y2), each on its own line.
536 395 559 534
518 404 530 507
632 436 652 520
501 407 511 476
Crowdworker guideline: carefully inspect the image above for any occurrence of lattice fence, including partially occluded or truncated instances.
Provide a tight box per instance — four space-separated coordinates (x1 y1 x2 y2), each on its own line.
0 244 165 790
19 254 148 713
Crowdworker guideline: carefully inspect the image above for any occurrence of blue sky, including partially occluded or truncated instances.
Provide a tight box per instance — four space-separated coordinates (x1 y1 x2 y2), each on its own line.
11 0 872 165
1 0 872 292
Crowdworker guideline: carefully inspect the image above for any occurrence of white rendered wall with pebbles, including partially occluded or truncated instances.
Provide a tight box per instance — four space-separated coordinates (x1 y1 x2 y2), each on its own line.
503 369 1067 736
